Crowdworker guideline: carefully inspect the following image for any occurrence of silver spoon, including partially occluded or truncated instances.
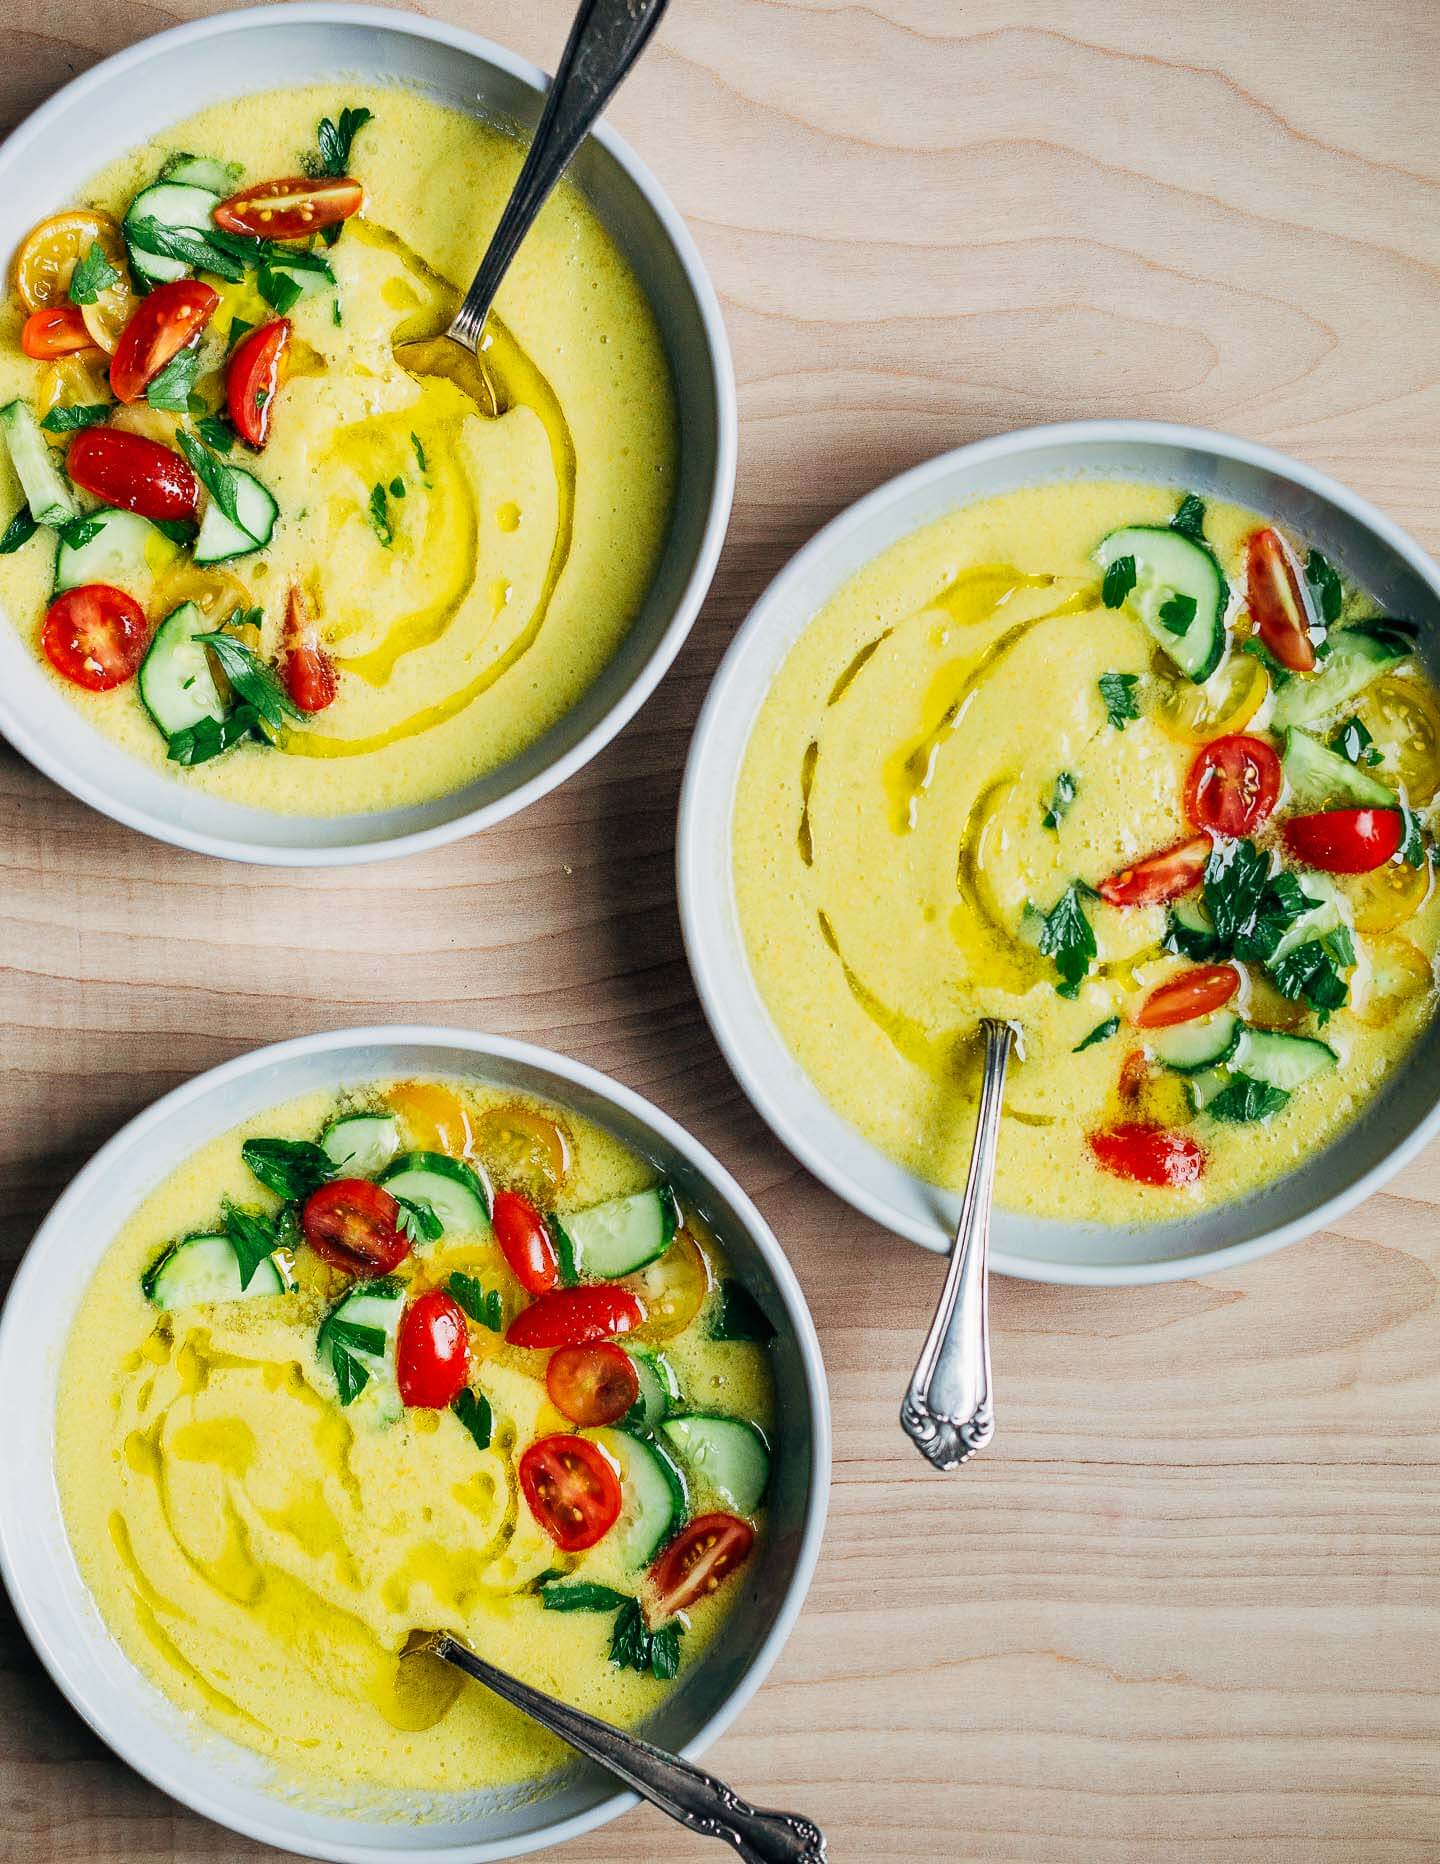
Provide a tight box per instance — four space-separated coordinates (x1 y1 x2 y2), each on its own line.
405 1631 826 1862
900 1017 1015 1469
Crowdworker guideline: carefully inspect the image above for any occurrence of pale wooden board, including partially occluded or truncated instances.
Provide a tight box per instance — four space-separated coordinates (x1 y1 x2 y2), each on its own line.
3 1 1440 1858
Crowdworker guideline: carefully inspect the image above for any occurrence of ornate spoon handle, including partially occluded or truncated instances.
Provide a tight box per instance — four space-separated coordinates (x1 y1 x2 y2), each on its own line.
900 1017 1014 1470
431 1635 826 1863
450 0 670 351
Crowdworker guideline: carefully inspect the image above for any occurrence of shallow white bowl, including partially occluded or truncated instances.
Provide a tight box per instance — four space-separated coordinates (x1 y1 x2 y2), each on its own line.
678 419 1440 1285
0 1026 829 1861
0 4 735 865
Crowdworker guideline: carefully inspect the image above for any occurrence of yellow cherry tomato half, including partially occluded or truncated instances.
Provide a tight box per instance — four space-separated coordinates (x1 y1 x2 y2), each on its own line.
1340 852 1434 934
624 1229 711 1342
473 1103 571 1200
1354 675 1440 808
386 1080 475 1158
1353 936 1434 1029
36 353 111 425
14 210 124 311
150 565 256 628
1151 650 1269 745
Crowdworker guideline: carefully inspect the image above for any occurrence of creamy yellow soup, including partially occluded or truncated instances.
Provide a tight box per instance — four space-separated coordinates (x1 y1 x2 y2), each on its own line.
57 1079 775 1798
0 85 677 813
735 480 1440 1222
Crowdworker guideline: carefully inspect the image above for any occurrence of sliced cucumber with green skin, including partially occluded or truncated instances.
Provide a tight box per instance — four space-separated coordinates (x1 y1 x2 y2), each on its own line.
318 1280 404 1423
54 508 156 594
320 1113 400 1176
1269 870 1345 962
144 1233 286 1309
379 1151 492 1236
1272 626 1412 729
1094 525 1227 683
625 1349 680 1432
560 1185 680 1278
138 602 226 736
1149 1010 1241 1073
193 467 278 564
660 1414 771 1516
122 181 222 284
160 154 241 194
589 1427 687 1568
0 400 78 525
1282 728 1395 811
1235 1028 1338 1090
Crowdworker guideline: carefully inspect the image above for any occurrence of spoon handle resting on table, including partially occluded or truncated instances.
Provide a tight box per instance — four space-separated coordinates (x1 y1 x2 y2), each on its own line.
449 0 671 351
900 1016 1014 1470
431 1635 826 1863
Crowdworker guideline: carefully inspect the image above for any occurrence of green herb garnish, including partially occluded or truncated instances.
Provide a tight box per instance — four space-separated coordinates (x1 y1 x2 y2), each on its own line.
1101 555 1137 609
39 403 110 433
67 240 121 307
1344 617 1420 658
1158 592 1197 636
452 1387 493 1452
609 1597 684 1681
167 704 263 766
124 217 248 281
539 1582 631 1613
411 432 428 477
1238 635 1294 689
367 482 393 547
314 105 373 177
1304 550 1343 626
146 341 201 412
241 1135 334 1200
1397 801 1426 869
175 432 244 525
1170 494 1206 540
1207 1073 1291 1124
1098 670 1140 730
196 624 302 730
1268 939 1349 1020
711 1278 776 1344
447 1272 503 1331
394 1195 443 1245
196 414 235 454
1073 1016 1120 1053
1041 770 1077 830
0 507 38 555
1037 881 1097 998
56 514 105 551
222 1207 284 1291
1330 716 1381 766
256 264 303 317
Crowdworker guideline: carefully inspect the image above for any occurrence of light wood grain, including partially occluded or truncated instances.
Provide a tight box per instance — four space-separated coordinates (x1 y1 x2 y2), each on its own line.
4 1 1440 1858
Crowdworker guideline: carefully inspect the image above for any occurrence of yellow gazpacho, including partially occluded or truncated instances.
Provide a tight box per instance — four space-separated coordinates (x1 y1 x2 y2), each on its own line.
735 480 1440 1222
57 1079 775 1795
0 86 677 814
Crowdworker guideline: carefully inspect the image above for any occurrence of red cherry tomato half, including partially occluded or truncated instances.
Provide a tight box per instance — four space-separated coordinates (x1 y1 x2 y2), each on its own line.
649 1513 756 1622
1283 807 1404 874
506 1284 643 1351
545 1342 640 1427
519 1433 623 1552
109 280 218 404
1247 526 1316 674
492 1189 560 1296
1134 964 1239 1029
280 583 336 714
396 1289 471 1409
301 1178 410 1278
40 584 148 691
21 304 99 360
1097 833 1211 907
66 427 198 521
1184 734 1282 839
227 317 289 449
1088 1123 1206 1188
214 175 364 240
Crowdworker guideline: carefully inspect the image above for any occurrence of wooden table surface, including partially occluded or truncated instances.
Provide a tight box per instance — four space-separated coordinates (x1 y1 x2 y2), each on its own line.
5 1 1440 1858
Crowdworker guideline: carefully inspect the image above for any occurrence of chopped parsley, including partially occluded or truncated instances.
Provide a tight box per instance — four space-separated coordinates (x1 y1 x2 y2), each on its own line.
394 1195 443 1244
1158 591 1197 636
411 431 428 478
67 240 121 307
166 705 263 766
146 340 202 412
1037 881 1097 998
1268 939 1349 1020
447 1272 503 1331
1072 1015 1120 1053
38 403 110 432
710 1278 776 1343
240 1135 334 1200
368 482 394 547
314 105 373 177
1304 549 1343 626
452 1387 493 1451
0 507 38 555
196 414 235 454
196 624 302 730
1098 670 1141 730
1170 494 1207 540
609 1597 683 1681
256 264 303 317
1397 801 1426 869
1207 1074 1290 1124
1101 555 1137 609
539 1582 631 1613
1238 635 1294 689
1330 716 1381 766
56 514 105 551
222 1206 285 1290
1041 770 1077 831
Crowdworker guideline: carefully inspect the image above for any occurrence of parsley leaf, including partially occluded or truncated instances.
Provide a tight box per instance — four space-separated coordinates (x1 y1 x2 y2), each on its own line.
167 705 263 766
1304 549 1344 626
1073 1016 1120 1053
452 1387 493 1451
1397 800 1425 869
332 1344 369 1406
1041 770 1077 831
228 316 255 354
1037 882 1097 998
1170 494 1207 540
447 1272 503 1331
389 475 405 499
609 1597 684 1681
68 240 121 306
196 627 302 730
223 1206 283 1290
540 1582 630 1613
1202 837 1273 950
711 1279 777 1343
1158 592 1197 636
241 1136 334 1200
325 1317 388 1357
124 216 249 281
146 341 201 412
152 517 199 546
257 264 303 317
394 1195 443 1245
175 432 244 526
1268 939 1349 1019
196 414 235 454
1330 716 1379 766
1098 671 1140 730
1207 1073 1291 1123
1239 635 1294 689
411 431 428 478
315 105 373 177
551 1213 579 1287
39 402 110 433
1323 925 1357 968
1165 906 1221 961
57 514 105 551
368 482 394 547
1101 555 1137 609
0 507 38 554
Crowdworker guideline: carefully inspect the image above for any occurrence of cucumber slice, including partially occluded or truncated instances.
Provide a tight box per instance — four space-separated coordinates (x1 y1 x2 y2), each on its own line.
1149 1009 1241 1073
589 1427 687 1568
317 1280 404 1422
0 400 78 525
560 1185 680 1278
320 1113 401 1176
122 182 222 284
160 154 241 194
138 601 226 736
54 507 155 594
660 1414 771 1516
1272 626 1411 728
379 1151 492 1236
1269 870 1346 962
192 466 278 563
1094 525 1227 683
1186 1067 1230 1114
144 1233 285 1309
1234 1027 1338 1090
1282 728 1395 810
625 1349 680 1432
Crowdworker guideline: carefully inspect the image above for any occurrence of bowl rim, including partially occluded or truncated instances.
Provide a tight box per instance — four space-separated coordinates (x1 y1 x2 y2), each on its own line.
0 1023 831 1861
0 1 737 867
676 416 1440 1285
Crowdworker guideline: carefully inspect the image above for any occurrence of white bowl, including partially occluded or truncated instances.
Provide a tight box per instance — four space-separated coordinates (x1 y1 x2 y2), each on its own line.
0 1026 829 1861
678 419 1440 1286
0 4 735 865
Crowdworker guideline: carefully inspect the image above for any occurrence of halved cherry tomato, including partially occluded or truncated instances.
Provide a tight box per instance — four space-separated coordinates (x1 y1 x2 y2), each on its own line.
1283 808 1405 874
506 1284 643 1350
519 1433 623 1552
13 210 122 310
1098 833 1211 907
227 318 289 449
492 1189 560 1296
1184 734 1281 839
301 1178 410 1278
281 584 336 714
649 1513 755 1623
1134 964 1239 1029
214 176 364 240
546 1343 640 1427
1117 1049 1149 1101
474 1103 571 1199
626 1230 712 1343
66 427 198 521
396 1289 470 1409
40 585 148 691
21 305 99 360
109 280 218 404
1246 526 1316 673
1088 1123 1206 1188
